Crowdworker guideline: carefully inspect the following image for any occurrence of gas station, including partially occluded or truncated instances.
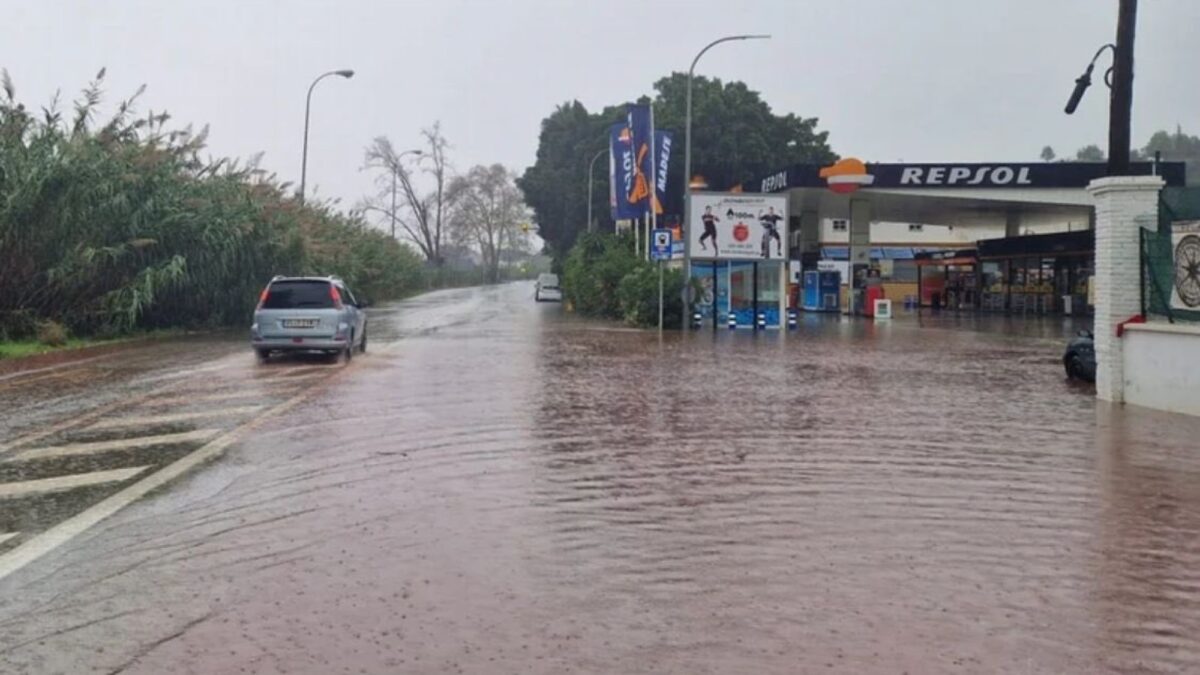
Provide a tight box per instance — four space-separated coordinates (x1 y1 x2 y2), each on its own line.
715 158 1189 321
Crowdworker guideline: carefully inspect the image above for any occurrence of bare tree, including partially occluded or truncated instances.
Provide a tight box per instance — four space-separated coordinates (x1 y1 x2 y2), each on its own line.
362 123 452 264
446 164 529 283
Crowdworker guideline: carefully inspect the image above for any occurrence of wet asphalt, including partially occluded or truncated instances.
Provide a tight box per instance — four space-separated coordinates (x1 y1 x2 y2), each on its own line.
0 282 1198 674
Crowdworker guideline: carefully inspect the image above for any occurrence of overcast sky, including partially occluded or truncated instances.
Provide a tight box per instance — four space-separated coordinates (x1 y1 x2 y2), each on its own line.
5 0 1198 218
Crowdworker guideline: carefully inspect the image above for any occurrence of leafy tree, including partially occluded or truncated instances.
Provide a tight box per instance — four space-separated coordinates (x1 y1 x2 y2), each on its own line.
1040 145 1056 161
1075 144 1105 161
516 101 610 263
1142 125 1200 185
519 75 836 263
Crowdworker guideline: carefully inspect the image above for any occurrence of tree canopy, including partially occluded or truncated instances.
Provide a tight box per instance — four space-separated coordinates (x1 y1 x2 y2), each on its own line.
518 74 837 261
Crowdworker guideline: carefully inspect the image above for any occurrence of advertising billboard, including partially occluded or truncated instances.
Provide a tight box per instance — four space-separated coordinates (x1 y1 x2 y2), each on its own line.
688 193 789 261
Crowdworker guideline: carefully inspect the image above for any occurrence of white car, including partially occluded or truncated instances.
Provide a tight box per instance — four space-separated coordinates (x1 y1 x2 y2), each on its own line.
535 273 562 302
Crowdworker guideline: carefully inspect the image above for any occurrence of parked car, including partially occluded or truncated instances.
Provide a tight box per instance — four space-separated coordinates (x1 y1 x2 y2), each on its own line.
251 276 368 362
535 273 562 302
1063 329 1096 381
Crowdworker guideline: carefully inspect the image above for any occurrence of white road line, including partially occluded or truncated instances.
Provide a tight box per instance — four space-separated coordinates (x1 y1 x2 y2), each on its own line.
0 466 147 500
9 429 220 463
0 373 341 582
0 533 18 546
144 390 278 407
89 406 264 430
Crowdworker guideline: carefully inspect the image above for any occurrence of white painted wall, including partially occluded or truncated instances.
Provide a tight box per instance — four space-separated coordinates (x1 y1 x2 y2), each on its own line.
817 214 1084 247
1123 323 1200 417
1088 176 1164 402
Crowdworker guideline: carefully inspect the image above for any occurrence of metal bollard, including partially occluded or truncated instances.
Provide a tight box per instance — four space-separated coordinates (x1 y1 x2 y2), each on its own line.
787 309 798 329
692 311 702 329
756 313 766 330
727 312 738 329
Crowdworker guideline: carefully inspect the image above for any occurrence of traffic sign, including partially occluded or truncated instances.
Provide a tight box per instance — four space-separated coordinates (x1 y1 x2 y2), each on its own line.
651 228 672 261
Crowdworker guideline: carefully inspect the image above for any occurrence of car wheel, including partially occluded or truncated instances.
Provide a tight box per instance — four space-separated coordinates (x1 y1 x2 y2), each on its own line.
1065 353 1081 380
343 334 354 363
359 326 368 353
255 349 270 363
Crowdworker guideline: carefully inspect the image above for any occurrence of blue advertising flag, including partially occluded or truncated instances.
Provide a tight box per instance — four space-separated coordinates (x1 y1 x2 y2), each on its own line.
626 104 653 217
610 123 639 220
653 130 672 215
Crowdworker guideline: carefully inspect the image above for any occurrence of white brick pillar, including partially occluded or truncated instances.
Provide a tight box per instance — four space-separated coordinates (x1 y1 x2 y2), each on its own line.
1087 176 1164 402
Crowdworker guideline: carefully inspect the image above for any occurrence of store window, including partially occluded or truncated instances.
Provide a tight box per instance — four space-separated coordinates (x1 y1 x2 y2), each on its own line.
890 260 918 282
981 261 1003 292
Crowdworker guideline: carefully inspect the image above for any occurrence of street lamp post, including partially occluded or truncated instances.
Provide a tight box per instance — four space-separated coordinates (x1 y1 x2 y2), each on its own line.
682 34 769 328
390 149 423 239
586 149 607 233
299 69 354 205
1062 0 1138 176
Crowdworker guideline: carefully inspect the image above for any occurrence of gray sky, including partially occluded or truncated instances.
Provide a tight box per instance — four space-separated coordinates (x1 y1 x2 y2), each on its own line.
5 0 1198 217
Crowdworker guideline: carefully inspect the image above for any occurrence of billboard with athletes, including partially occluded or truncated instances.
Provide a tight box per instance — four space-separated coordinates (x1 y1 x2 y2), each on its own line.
687 193 788 261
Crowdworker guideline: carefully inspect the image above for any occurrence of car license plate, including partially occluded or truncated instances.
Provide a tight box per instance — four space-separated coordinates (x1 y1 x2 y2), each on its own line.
283 319 319 328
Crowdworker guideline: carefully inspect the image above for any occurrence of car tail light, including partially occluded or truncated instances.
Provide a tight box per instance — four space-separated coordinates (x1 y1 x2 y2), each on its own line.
330 285 344 308
256 287 269 310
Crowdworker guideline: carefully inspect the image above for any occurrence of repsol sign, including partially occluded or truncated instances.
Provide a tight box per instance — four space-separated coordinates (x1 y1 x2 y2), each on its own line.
866 162 1185 189
749 161 1185 193
899 165 1031 186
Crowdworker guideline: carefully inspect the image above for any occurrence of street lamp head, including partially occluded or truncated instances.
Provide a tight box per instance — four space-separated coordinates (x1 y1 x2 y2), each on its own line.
1064 66 1093 115
335 69 355 78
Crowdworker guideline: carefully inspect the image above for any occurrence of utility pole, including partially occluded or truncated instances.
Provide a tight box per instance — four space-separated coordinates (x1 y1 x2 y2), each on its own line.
1108 0 1137 175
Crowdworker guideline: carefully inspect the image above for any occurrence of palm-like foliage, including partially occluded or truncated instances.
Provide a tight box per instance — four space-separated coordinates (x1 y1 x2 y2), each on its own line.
0 70 423 338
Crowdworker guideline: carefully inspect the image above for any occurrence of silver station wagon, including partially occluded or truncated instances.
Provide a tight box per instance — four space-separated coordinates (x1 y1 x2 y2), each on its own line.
250 276 368 362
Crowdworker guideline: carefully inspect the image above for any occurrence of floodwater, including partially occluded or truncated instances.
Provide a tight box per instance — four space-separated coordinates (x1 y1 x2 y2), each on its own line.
1 283 1198 674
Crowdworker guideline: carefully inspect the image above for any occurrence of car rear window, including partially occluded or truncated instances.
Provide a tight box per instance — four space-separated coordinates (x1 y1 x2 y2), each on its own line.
539 274 559 288
262 280 334 309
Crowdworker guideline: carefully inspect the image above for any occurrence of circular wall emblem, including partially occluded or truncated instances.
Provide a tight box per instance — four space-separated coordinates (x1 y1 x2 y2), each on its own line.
733 222 750 242
1175 234 1200 308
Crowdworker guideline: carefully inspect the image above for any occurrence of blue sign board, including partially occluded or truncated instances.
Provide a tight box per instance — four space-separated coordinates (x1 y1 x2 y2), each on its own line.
651 229 672 261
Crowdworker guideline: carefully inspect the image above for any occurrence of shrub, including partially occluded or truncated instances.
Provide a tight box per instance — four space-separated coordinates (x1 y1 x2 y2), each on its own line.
617 265 691 328
35 320 68 347
0 310 39 341
561 232 639 319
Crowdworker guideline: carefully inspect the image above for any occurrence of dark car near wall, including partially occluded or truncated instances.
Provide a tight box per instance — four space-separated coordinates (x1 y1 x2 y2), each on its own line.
1063 329 1096 382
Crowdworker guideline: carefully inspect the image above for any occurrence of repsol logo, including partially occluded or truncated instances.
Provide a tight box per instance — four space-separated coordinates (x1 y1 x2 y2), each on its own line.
900 166 1033 186
761 171 788 192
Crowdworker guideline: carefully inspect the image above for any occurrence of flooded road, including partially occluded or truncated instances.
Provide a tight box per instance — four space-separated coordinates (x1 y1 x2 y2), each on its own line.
1 283 1199 674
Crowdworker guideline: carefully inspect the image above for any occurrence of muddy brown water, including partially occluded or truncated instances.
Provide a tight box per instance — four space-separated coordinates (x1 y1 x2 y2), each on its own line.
0 284 1198 674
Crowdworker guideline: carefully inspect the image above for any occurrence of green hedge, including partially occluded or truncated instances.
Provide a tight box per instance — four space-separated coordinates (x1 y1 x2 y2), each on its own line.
562 231 692 329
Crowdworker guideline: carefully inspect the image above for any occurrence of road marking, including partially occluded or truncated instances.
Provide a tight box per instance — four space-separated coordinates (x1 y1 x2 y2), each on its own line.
9 429 220 462
88 406 264 430
0 379 187 456
0 466 148 500
0 533 18 546
0 373 341 582
143 390 280 407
